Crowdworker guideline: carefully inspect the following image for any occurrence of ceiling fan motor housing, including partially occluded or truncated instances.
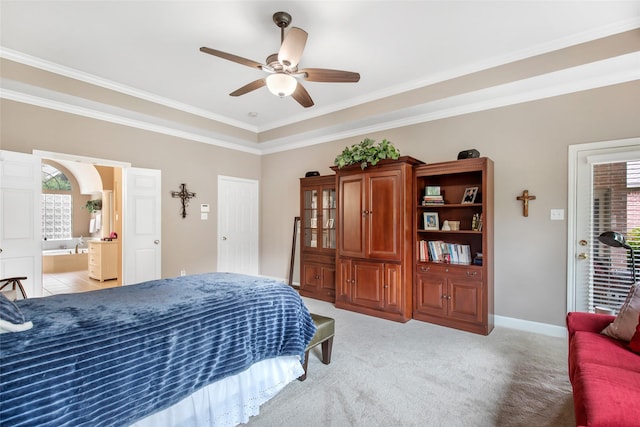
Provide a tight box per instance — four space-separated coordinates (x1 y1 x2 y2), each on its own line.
273 11 292 29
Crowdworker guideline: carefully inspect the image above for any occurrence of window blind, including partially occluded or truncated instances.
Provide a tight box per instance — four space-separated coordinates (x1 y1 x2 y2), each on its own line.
589 160 640 312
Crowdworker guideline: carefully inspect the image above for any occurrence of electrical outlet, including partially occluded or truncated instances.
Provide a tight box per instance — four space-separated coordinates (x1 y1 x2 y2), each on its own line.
180 269 186 277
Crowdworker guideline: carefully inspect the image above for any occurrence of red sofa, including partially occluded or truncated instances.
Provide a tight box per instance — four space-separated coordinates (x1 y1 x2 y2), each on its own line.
566 312 640 426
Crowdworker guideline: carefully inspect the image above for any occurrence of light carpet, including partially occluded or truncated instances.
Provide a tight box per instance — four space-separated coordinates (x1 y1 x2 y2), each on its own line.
246 298 575 427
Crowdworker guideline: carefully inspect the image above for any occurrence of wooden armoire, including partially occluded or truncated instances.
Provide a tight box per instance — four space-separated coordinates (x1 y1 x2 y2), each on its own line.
332 156 423 322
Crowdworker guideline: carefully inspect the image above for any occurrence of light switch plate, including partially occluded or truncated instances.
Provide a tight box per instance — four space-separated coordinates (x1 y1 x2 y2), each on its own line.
550 209 564 220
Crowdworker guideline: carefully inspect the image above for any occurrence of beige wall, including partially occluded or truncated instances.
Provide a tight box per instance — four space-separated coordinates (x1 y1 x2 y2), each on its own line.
1 99 262 278
262 80 640 327
2 80 640 328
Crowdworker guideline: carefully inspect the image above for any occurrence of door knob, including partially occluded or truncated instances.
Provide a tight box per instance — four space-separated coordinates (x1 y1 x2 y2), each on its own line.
221 236 227 241
578 253 588 260
579 240 588 246
154 240 160 245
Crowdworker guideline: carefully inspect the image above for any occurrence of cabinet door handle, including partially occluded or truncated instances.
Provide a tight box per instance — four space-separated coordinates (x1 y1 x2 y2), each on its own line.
383 284 389 288
351 279 356 284
420 266 430 272
466 271 478 277
362 210 369 216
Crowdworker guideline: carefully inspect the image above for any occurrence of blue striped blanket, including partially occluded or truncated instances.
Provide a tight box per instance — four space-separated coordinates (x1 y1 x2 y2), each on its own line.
0 273 316 426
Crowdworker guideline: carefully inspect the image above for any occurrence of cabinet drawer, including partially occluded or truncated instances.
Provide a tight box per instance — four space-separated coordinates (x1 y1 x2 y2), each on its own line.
416 263 482 281
88 244 101 254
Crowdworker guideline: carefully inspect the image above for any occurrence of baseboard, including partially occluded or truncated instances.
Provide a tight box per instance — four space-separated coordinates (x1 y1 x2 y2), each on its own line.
260 274 567 338
495 315 567 338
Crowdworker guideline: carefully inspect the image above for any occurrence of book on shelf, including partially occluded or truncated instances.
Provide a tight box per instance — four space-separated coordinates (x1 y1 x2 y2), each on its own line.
472 213 483 231
473 252 483 265
419 240 472 264
422 195 444 206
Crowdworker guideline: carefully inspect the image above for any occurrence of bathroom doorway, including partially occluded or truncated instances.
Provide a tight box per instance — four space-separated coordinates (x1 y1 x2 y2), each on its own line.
40 157 124 295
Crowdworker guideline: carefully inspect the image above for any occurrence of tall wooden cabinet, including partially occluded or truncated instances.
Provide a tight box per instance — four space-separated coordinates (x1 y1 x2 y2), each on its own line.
299 175 337 302
413 157 494 335
333 157 423 322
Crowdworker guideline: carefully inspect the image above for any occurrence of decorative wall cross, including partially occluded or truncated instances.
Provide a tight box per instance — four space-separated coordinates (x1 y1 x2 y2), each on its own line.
171 183 196 218
516 190 536 217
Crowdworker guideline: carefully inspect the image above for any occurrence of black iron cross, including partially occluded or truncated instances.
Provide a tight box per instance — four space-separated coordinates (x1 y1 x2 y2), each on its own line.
171 183 196 218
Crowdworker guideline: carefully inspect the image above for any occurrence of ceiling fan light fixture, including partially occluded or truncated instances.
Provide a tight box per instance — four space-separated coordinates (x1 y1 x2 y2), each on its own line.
266 73 297 97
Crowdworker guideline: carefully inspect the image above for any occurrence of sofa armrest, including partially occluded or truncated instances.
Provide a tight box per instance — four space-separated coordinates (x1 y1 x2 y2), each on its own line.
567 312 615 338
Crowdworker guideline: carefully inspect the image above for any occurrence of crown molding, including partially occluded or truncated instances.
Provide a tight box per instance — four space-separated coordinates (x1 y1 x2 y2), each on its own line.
1 88 262 155
0 47 259 133
2 47 639 156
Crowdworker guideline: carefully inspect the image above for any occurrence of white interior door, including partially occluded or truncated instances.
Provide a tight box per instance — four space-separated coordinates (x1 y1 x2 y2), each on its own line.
0 150 42 297
568 138 640 312
123 167 161 285
217 176 259 275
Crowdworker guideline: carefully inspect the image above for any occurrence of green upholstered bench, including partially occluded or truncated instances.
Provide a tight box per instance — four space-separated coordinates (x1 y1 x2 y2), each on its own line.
299 313 334 381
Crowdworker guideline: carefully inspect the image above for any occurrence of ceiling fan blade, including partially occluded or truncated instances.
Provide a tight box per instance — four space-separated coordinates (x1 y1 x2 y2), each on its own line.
300 68 360 83
229 79 266 97
278 27 308 68
200 47 264 70
292 82 314 108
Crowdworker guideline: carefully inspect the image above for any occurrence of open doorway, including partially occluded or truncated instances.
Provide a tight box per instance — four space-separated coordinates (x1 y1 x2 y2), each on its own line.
40 156 124 295
34 151 129 296
1 149 161 297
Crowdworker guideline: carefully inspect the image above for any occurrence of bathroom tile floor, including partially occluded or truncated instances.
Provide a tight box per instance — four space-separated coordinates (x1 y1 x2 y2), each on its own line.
43 271 121 296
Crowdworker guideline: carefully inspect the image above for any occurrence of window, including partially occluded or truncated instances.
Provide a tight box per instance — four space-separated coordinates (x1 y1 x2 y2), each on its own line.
41 164 72 240
589 160 640 312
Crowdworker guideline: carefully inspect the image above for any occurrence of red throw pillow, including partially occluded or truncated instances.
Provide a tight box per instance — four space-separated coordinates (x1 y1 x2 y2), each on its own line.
629 313 640 354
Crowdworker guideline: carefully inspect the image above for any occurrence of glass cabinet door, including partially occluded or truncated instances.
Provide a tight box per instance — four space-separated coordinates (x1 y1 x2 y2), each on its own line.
303 186 336 250
303 189 318 248
322 188 336 249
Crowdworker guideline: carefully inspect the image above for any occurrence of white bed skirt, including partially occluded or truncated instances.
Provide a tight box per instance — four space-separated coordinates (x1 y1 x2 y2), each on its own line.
131 356 303 427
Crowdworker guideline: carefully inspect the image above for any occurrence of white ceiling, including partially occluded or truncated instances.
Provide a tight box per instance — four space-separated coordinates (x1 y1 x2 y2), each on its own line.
1 1 639 141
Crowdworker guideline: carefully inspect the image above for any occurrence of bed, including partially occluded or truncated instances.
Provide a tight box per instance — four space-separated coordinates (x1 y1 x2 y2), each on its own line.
0 272 317 427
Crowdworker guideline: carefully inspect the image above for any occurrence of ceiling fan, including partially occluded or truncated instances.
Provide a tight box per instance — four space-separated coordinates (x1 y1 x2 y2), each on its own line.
200 11 360 108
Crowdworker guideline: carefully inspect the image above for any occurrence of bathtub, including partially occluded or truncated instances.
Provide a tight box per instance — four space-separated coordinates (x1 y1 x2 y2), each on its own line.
42 248 89 273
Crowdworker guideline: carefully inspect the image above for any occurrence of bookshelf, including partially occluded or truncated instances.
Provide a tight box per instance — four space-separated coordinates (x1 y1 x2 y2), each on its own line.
413 157 494 335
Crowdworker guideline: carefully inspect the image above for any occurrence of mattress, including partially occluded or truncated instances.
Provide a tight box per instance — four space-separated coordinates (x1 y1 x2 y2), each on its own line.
0 272 316 426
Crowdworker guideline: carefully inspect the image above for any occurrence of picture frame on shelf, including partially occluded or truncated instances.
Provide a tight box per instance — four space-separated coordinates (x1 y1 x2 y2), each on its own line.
461 187 478 204
423 212 439 230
